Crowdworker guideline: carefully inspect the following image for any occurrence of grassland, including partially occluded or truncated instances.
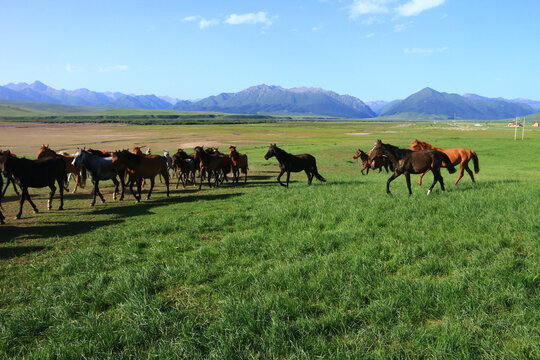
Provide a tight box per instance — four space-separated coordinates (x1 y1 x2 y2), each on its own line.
0 121 538 359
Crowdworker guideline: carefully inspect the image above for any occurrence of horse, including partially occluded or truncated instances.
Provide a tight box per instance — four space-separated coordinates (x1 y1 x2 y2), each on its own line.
228 146 248 184
194 146 230 189
0 150 66 219
37 144 86 193
206 148 231 184
72 149 125 206
0 151 20 197
368 140 456 195
87 148 112 158
0 174 5 224
353 149 390 175
171 152 196 188
410 140 480 186
264 144 326 187
163 151 174 178
111 150 169 202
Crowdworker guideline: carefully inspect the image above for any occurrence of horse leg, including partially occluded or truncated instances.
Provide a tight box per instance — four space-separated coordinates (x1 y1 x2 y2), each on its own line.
162 169 170 197
47 184 56 210
454 165 465 185
90 180 98 206
119 175 126 201
286 171 291 188
71 173 79 193
16 187 28 219
427 169 444 195
96 180 106 203
57 177 64 210
244 168 248 184
463 163 475 183
418 171 427 186
386 173 399 195
199 169 204 190
405 172 412 196
112 178 120 200
147 178 155 200
305 170 313 185
129 179 139 202
277 169 286 187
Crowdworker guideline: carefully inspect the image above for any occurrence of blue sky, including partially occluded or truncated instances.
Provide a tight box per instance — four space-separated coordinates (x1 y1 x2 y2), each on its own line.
1 0 539 101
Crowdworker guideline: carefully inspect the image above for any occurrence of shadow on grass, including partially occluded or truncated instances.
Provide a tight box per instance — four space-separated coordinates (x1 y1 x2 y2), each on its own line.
0 220 117 243
0 245 47 260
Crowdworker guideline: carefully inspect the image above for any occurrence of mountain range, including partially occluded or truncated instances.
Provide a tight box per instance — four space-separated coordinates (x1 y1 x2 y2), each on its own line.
1 81 538 120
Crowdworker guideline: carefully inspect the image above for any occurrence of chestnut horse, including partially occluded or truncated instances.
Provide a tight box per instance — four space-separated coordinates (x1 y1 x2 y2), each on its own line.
369 140 456 195
0 150 66 219
37 145 86 193
410 140 479 186
228 146 248 184
111 150 169 202
264 144 326 187
353 149 390 175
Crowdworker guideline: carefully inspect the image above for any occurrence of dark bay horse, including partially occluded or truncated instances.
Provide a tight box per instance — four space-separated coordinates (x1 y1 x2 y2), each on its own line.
369 140 456 195
229 146 248 184
264 144 326 187
171 152 196 188
0 150 66 219
194 146 230 189
37 145 86 193
410 140 479 186
72 149 125 206
111 150 169 202
353 149 390 175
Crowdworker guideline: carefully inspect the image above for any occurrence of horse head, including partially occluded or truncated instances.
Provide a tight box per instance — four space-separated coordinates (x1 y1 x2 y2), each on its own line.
368 140 385 168
264 144 277 160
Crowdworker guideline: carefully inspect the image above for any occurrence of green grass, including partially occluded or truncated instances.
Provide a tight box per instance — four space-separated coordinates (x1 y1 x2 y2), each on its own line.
0 122 539 359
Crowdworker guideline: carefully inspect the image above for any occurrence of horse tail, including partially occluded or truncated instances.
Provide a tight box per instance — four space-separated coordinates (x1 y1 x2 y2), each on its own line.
440 153 456 174
312 160 326 182
471 151 480 174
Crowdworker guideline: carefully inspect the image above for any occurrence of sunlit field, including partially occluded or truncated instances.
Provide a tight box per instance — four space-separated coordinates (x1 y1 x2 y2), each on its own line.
1 121 538 359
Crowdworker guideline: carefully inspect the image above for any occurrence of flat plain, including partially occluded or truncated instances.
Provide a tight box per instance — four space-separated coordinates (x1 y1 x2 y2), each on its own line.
0 121 538 359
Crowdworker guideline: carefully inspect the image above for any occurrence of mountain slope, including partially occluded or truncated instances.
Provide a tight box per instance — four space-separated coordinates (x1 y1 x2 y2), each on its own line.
382 87 535 120
174 85 376 118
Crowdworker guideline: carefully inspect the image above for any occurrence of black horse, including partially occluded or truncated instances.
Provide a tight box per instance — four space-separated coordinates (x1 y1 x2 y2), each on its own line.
0 174 5 224
369 140 456 195
264 144 326 187
0 150 67 219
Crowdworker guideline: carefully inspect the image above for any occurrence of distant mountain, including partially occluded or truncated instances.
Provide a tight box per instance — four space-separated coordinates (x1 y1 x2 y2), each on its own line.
463 93 540 111
366 100 401 115
382 87 535 120
174 84 376 118
0 81 174 110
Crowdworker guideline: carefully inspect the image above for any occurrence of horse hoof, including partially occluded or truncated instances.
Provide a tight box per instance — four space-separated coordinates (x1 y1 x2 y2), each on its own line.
427 190 432 195
15 215 21 220
58 207 64 211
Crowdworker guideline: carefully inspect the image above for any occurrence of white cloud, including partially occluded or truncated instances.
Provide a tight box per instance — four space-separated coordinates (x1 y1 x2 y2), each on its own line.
393 23 407 32
396 0 445 17
199 19 219 29
65 63 75 73
98 65 129 72
404 46 448 54
182 15 200 22
364 33 375 38
225 12 274 26
348 0 392 18
312 26 322 31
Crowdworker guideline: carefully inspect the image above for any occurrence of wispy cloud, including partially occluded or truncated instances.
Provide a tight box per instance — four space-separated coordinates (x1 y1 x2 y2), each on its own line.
364 33 375 38
348 0 445 19
183 15 219 29
404 46 448 54
224 12 275 26
393 22 411 32
396 0 445 17
65 63 78 73
312 26 322 32
348 0 391 19
98 65 129 72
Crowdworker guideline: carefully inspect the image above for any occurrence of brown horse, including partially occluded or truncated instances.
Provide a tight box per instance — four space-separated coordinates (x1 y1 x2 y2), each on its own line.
37 145 86 193
369 140 456 195
0 150 66 219
410 140 479 186
111 150 169 202
194 146 230 189
353 149 390 175
171 152 196 188
228 146 248 184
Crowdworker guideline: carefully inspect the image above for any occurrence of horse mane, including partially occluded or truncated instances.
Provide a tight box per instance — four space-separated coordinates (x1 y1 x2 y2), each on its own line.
118 149 142 165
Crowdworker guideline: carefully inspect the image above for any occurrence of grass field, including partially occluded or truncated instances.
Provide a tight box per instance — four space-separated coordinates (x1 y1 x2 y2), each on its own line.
1 121 539 359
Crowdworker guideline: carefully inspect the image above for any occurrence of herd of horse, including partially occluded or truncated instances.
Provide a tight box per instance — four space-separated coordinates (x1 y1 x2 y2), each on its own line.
0 140 479 224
